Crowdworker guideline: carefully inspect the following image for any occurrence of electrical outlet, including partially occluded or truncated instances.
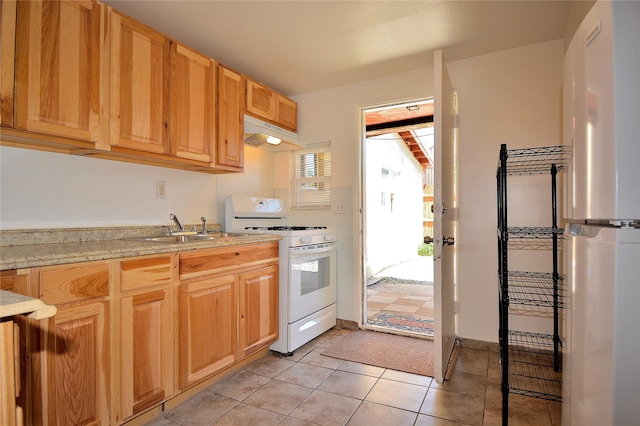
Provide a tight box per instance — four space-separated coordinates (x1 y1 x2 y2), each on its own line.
334 201 346 214
156 181 167 199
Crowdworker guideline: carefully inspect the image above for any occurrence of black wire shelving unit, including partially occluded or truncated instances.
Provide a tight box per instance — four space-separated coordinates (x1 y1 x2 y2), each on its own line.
496 144 570 425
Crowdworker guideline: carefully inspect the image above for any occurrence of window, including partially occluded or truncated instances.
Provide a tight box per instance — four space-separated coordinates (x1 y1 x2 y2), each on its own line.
290 146 332 209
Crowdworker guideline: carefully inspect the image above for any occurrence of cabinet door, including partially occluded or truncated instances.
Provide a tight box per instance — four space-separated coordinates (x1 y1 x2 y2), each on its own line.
14 0 108 146
110 10 170 154
1 272 30 425
117 255 174 420
276 95 297 132
120 289 173 419
216 65 244 169
178 275 236 389
1 320 18 426
40 300 110 426
1 0 16 127
246 79 275 121
239 264 278 358
170 43 216 163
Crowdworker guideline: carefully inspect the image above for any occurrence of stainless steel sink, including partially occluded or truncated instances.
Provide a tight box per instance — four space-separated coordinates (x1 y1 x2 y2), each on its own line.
126 232 251 243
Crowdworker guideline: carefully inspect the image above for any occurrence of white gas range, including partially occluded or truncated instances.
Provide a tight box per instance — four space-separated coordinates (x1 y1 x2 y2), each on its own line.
225 195 337 355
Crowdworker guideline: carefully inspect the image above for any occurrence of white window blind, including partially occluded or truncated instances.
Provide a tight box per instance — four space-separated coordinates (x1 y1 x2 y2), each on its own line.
290 146 332 209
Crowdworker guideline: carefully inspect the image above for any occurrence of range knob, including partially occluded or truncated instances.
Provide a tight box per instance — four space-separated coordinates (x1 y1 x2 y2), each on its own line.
300 236 313 245
324 234 337 242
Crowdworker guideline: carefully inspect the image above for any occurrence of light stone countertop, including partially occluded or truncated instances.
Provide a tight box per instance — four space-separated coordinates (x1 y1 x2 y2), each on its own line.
0 225 281 270
0 290 57 319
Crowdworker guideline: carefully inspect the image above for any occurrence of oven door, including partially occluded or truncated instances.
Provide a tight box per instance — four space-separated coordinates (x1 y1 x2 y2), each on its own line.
288 242 337 323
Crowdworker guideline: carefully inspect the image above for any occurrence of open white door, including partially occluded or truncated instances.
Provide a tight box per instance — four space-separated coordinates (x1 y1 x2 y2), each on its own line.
432 49 457 384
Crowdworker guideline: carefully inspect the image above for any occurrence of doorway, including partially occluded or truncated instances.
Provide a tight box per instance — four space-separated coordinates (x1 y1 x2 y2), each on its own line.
362 99 435 338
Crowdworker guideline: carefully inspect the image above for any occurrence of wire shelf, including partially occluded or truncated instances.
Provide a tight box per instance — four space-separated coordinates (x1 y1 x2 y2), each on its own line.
507 227 564 239
499 146 571 176
507 271 563 308
506 330 563 401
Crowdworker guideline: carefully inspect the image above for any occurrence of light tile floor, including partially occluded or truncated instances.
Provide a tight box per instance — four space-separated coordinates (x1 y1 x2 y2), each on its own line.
146 329 561 426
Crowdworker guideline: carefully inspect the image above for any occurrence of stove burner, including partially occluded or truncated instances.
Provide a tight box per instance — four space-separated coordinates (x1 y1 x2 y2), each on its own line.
245 226 327 231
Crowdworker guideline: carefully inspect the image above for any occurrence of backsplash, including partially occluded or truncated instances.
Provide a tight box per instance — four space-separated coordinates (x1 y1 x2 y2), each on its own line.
0 223 223 247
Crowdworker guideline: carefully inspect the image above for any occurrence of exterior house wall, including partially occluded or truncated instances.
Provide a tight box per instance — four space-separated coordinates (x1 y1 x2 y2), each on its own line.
364 133 425 279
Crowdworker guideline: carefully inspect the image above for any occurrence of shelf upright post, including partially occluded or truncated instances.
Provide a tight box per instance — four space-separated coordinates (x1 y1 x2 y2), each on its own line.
551 164 560 371
498 143 510 426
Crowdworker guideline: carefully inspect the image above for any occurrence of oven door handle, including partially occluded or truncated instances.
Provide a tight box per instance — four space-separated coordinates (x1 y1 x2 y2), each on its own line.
290 243 336 256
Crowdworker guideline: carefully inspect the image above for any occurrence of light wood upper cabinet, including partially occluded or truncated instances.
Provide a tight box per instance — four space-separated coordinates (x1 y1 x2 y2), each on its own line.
1 0 16 128
116 255 174 422
216 65 244 170
276 95 298 131
246 79 275 122
32 261 110 426
170 43 217 163
246 78 297 132
14 0 109 147
109 10 170 154
238 264 278 358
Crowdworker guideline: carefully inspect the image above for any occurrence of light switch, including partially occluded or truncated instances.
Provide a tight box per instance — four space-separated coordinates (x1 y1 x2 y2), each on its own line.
334 201 346 214
156 181 167 199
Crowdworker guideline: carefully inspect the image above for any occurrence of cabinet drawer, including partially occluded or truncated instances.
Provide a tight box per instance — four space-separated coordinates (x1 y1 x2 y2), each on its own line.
179 242 279 280
120 255 172 292
38 261 109 305
0 271 28 293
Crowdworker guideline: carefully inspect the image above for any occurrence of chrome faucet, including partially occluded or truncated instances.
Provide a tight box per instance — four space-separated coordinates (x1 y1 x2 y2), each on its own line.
169 213 183 233
200 217 208 234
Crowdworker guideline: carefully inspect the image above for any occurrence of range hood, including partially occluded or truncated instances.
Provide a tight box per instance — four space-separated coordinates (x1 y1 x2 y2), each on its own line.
243 114 305 151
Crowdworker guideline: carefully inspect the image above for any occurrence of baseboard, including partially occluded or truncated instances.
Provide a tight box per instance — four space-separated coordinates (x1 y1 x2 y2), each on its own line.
335 318 359 330
458 337 499 352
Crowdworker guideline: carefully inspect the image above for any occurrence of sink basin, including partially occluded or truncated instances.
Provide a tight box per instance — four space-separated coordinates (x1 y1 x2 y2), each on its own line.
126 232 251 243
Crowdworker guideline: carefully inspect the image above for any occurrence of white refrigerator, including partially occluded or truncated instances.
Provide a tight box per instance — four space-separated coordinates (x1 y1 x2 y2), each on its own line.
562 1 640 425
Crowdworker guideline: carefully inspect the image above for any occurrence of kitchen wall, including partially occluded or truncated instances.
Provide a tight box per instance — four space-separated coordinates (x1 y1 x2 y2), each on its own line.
0 145 218 229
281 39 565 342
0 38 564 343
0 138 275 230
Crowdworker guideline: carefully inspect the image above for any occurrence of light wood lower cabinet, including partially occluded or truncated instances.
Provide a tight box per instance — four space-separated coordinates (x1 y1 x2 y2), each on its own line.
239 264 278 358
32 260 111 426
178 242 279 390
5 242 278 424
43 301 110 425
1 271 30 425
115 254 175 423
1 319 19 426
178 274 237 390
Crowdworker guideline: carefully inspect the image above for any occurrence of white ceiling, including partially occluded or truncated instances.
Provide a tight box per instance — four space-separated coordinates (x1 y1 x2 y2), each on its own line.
102 1 576 97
